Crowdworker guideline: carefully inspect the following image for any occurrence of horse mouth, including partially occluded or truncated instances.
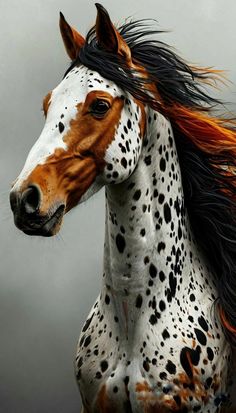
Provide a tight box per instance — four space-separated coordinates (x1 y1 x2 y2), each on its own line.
15 205 65 237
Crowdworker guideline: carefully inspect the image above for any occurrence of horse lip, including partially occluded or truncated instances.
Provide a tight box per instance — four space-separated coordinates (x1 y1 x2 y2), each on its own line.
16 205 65 237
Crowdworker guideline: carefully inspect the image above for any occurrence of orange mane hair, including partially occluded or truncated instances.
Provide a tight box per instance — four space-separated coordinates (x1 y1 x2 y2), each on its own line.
167 103 236 155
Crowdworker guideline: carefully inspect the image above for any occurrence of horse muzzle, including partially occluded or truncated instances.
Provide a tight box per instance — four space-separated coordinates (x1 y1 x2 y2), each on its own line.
10 185 65 237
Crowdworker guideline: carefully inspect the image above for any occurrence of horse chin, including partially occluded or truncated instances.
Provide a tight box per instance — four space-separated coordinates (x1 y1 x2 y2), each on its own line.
19 204 65 237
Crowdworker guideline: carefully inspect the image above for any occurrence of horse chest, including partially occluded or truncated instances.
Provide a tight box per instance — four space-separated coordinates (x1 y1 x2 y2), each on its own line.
75 293 231 412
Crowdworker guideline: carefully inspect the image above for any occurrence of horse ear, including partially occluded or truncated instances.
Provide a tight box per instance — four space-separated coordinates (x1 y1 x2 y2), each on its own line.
95 3 131 63
59 12 85 60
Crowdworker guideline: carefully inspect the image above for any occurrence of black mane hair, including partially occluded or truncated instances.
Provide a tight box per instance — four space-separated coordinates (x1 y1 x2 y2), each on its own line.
66 20 236 343
66 21 221 111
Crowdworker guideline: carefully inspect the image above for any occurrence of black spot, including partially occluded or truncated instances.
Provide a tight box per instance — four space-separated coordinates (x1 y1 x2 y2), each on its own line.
112 171 119 178
127 119 132 129
121 157 127 168
143 360 150 371
158 242 165 253
159 372 167 380
173 395 181 407
58 122 65 133
163 203 172 224
178 224 182 240
144 155 151 166
77 356 83 368
105 294 110 305
119 143 126 153
160 157 166 172
205 377 213 389
116 234 126 253
100 360 108 372
159 300 166 311
124 376 129 385
198 316 208 332
168 135 173 147
159 271 165 282
166 360 176 375
169 272 177 298
82 313 94 332
207 347 214 361
84 335 91 347
158 193 165 204
174 198 181 216
180 346 201 378
155 211 160 219
136 294 143 308
149 314 158 325
120 225 125 234
125 141 130 151
194 328 207 346
133 190 141 201
140 228 145 237
190 293 195 302
149 263 157 278
162 329 170 340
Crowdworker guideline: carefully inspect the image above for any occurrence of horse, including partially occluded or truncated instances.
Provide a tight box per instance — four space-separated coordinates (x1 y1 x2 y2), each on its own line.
9 3 236 412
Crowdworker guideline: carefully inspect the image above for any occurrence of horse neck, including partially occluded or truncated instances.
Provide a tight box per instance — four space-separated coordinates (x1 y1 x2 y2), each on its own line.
103 109 194 296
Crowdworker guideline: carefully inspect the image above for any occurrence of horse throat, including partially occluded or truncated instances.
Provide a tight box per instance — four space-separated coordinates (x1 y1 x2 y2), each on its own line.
102 109 191 336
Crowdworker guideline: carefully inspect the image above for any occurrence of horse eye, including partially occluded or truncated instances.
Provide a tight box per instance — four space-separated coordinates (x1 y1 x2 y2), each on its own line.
90 99 110 117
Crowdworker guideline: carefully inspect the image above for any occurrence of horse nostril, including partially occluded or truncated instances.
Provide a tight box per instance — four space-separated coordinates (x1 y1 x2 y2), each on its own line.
21 185 41 214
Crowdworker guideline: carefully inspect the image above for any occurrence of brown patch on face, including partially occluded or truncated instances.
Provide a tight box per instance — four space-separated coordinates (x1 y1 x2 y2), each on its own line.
61 91 124 167
42 91 52 117
19 90 124 223
23 149 97 216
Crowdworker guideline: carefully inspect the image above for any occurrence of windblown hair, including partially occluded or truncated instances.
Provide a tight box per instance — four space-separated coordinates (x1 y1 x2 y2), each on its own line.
68 20 236 343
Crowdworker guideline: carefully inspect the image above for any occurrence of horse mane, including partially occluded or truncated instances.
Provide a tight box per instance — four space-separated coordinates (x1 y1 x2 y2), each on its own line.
68 20 236 344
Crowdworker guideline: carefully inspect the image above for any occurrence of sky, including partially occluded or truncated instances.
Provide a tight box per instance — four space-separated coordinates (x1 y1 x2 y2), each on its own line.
0 1 236 412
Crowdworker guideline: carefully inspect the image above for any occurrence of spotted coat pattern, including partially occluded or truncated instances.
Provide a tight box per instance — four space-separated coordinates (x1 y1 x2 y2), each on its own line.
73 75 232 412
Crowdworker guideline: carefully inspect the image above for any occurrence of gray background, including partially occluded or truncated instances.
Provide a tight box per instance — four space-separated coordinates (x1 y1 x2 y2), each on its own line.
0 1 236 412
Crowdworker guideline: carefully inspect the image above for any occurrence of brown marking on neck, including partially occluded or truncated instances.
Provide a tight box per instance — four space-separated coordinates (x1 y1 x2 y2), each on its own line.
133 98 146 138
